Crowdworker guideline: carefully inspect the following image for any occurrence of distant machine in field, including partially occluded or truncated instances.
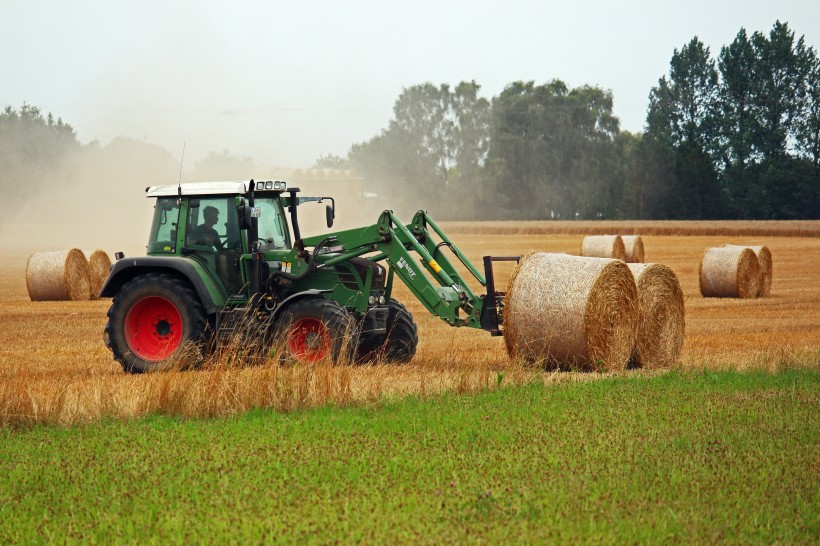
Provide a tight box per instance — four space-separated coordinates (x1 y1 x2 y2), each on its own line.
26 249 91 301
699 246 760 298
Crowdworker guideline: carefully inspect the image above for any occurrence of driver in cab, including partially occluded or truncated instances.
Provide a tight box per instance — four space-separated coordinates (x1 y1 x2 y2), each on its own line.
189 206 224 250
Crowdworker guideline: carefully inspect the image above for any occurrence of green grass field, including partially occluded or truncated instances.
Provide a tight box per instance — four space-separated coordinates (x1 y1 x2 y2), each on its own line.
1 369 817 544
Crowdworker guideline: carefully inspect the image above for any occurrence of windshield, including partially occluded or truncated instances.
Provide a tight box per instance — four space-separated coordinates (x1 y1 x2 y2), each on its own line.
256 197 291 251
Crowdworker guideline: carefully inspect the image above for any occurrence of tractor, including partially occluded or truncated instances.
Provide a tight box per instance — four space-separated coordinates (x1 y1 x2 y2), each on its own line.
99 180 518 372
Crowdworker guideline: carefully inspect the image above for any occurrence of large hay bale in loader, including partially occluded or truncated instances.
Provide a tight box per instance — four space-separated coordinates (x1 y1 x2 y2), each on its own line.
627 263 685 369
26 249 91 301
503 253 639 371
622 235 645 263
581 235 627 261
699 247 759 298
83 249 112 298
722 244 772 296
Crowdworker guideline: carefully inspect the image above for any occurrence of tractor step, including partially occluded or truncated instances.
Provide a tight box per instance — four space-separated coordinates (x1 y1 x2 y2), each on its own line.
214 307 255 344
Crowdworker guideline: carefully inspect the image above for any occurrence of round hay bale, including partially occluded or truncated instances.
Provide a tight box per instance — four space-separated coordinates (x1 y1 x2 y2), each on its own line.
627 263 685 369
581 235 627 261
699 247 760 298
83 249 112 298
722 244 772 296
622 235 645 263
503 253 639 371
26 249 91 301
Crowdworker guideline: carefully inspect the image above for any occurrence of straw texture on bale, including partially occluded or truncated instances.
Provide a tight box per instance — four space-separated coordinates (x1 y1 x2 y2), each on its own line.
581 235 627 261
622 235 645 263
83 249 112 298
722 244 772 296
26 249 91 301
699 247 760 298
627 263 685 369
503 253 639 371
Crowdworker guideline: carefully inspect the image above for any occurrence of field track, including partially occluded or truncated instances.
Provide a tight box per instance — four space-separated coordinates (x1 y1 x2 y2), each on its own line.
1 221 818 425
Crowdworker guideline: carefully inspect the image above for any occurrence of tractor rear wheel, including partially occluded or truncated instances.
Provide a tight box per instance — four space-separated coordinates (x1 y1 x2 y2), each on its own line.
271 298 357 364
356 300 418 364
105 273 209 373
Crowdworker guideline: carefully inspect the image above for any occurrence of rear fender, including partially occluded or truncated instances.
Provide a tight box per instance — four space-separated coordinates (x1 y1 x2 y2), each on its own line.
99 256 226 314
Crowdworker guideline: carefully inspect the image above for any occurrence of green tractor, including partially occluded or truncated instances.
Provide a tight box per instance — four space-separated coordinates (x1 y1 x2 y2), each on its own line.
100 180 518 372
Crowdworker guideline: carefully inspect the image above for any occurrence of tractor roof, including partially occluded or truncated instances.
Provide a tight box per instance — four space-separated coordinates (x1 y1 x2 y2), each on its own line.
145 180 288 198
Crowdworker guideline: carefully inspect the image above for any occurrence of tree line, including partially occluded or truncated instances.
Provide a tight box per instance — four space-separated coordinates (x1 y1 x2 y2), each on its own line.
324 21 818 220
3 21 817 222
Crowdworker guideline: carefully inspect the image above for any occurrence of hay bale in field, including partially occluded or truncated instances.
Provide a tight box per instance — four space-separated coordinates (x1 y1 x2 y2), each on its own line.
83 249 112 298
581 235 627 261
26 249 91 301
699 247 760 298
503 253 639 371
622 235 645 263
627 263 685 369
722 244 772 296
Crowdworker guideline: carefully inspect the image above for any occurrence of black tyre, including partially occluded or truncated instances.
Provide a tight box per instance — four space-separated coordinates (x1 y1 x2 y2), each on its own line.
356 300 418 364
105 273 209 373
270 298 357 364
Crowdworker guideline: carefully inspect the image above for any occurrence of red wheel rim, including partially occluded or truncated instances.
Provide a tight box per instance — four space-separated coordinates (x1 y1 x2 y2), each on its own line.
124 296 183 362
287 317 330 363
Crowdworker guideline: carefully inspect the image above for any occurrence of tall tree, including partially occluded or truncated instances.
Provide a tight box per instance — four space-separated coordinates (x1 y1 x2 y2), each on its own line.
487 80 621 220
717 28 759 215
646 37 723 218
749 21 815 161
348 82 492 218
795 56 820 174
450 81 491 184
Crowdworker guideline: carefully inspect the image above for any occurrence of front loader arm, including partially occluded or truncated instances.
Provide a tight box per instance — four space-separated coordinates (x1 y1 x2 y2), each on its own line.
301 210 512 331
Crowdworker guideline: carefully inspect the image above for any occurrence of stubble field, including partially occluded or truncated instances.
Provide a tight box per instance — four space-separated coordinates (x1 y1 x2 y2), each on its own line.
1 221 819 426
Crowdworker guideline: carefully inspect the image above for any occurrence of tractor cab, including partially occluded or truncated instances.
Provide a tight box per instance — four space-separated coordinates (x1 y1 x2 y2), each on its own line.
143 180 298 298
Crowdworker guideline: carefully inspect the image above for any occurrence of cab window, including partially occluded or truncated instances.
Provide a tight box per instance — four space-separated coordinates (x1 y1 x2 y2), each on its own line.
186 197 241 251
147 198 180 254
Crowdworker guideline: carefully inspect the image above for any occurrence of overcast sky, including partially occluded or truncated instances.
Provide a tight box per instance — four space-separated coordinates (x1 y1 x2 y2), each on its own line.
3 0 819 170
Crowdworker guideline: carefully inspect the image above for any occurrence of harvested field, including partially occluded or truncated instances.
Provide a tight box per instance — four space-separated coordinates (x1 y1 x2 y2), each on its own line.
1 221 819 425
440 219 820 237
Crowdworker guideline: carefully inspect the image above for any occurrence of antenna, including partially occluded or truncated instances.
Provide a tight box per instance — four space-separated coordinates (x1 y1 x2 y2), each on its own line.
177 142 186 204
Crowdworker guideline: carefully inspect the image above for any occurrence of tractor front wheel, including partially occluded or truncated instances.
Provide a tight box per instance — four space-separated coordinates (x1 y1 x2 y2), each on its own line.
356 300 418 364
271 298 357 365
105 273 209 373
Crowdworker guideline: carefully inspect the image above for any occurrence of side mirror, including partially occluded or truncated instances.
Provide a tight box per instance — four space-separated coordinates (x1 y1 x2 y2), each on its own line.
238 204 253 230
326 204 335 228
